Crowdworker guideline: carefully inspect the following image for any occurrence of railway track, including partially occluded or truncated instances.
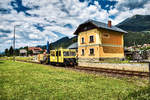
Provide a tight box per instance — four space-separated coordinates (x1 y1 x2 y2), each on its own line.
75 66 150 77
15 60 150 77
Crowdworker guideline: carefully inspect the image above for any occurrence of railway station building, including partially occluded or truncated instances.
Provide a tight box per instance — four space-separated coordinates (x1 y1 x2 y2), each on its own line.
74 19 127 64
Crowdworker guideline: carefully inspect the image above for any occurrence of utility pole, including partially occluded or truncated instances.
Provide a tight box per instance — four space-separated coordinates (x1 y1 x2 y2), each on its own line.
13 25 16 61
13 25 20 61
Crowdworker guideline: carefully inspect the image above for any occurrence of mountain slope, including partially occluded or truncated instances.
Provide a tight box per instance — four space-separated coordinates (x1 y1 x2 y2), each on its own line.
51 36 77 49
37 36 77 50
116 15 150 32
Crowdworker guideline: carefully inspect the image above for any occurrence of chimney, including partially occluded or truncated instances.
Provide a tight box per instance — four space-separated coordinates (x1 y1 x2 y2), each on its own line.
108 20 111 27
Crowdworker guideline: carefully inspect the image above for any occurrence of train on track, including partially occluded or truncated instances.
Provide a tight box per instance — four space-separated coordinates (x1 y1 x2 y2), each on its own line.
35 42 150 78
37 49 149 77
36 47 149 77
38 48 77 66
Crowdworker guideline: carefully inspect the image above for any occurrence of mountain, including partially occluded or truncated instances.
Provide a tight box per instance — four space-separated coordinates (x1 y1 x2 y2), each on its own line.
116 15 150 32
37 36 77 50
51 36 77 49
124 31 150 46
115 14 150 46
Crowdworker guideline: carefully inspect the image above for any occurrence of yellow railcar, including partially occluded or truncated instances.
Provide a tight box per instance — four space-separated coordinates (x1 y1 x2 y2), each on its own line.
37 48 77 66
49 49 77 66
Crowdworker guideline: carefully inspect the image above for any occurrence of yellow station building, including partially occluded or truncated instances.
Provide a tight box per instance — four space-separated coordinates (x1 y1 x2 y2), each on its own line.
74 20 127 63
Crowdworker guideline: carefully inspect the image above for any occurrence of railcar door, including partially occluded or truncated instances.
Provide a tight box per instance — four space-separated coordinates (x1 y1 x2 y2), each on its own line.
56 50 63 63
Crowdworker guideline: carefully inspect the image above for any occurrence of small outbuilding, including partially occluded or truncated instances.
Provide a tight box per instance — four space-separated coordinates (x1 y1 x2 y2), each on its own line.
19 49 27 56
28 47 42 55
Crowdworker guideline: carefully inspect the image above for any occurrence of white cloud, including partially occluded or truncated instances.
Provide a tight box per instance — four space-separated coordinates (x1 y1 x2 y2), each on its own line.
109 8 118 15
29 34 39 39
0 0 150 52
0 0 12 9
110 0 150 25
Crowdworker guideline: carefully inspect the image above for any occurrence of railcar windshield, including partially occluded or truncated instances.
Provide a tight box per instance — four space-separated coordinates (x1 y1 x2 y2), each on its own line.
50 51 55 56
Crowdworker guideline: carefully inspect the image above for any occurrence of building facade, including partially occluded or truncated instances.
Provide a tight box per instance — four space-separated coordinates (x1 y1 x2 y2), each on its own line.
28 47 43 55
19 49 27 56
74 20 127 63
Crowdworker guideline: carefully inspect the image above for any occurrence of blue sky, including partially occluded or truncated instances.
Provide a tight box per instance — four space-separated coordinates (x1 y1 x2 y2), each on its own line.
0 0 150 52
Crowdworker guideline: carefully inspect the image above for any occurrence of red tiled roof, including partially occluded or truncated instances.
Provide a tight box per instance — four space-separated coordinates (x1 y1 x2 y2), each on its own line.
28 47 42 51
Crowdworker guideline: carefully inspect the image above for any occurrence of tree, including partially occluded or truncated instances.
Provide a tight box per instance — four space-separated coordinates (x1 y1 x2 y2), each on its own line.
9 46 14 56
5 48 9 56
15 49 19 56
24 46 29 56
49 43 53 50
0 54 3 57
24 46 28 51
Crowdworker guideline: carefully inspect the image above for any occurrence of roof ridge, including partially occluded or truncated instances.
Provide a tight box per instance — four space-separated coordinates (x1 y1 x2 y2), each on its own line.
89 19 127 33
74 19 127 35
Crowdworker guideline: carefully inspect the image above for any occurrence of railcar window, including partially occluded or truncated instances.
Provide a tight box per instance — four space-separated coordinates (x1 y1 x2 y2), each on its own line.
56 51 61 56
59 51 61 56
63 51 69 56
56 51 58 56
50 51 55 56
70 51 76 56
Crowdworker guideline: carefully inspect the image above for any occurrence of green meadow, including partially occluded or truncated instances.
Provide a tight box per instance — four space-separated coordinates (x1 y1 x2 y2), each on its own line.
0 60 149 100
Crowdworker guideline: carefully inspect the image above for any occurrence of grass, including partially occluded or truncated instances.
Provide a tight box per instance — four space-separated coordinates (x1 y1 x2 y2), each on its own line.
0 60 149 100
0 56 34 62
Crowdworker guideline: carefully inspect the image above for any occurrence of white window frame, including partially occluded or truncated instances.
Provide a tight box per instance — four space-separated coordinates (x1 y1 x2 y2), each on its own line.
89 48 94 55
81 37 84 44
89 35 94 43
81 49 84 56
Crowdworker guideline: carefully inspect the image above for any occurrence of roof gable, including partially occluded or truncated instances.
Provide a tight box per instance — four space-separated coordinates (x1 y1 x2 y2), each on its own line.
67 42 78 49
74 19 127 35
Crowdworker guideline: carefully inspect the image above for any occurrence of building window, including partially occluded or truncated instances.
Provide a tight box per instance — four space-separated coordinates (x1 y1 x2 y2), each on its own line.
89 35 94 43
81 49 84 56
89 48 94 55
103 33 110 38
81 37 84 44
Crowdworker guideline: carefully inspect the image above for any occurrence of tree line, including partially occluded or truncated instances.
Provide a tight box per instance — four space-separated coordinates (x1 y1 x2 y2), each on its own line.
4 46 33 57
124 31 150 47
